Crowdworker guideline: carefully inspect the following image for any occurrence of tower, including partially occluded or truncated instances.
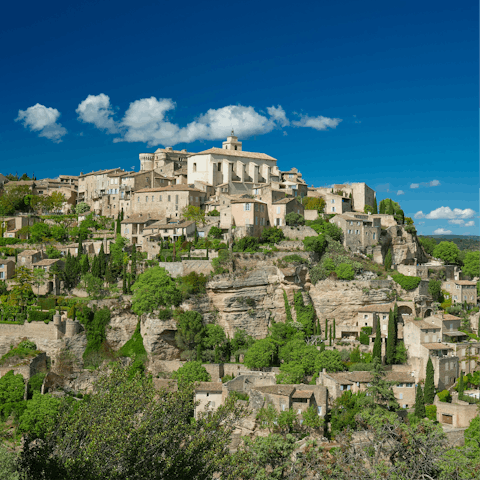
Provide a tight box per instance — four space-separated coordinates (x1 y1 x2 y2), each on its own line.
222 131 242 151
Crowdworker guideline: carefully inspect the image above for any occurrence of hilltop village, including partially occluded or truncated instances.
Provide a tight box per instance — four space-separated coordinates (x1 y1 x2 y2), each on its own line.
0 134 479 476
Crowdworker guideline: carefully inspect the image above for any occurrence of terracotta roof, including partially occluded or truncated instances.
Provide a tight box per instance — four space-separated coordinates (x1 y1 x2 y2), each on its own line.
327 373 354 385
274 198 301 205
33 259 63 266
194 147 277 161
422 343 454 350
411 320 440 329
443 331 468 337
108 171 132 177
442 314 462 321
18 250 41 256
145 220 194 230
253 385 295 396
121 214 160 224
230 199 267 205
80 168 123 177
136 185 203 193
292 390 314 399
357 303 393 313
454 280 477 286
0 259 14 265
194 382 223 393
5 180 35 186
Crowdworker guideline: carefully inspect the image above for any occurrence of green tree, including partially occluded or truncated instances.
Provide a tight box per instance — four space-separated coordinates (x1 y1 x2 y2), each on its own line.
372 320 382 360
46 245 62 259
0 370 25 419
394 341 408 364
97 243 107 277
329 390 366 435
75 202 90 214
171 361 211 383
80 254 90 276
433 241 460 264
207 226 223 239
362 358 399 411
384 247 392 271
285 212 304 226
29 222 51 242
243 338 277 369
385 309 396 365
260 227 285 244
175 311 205 358
277 362 305 384
457 371 465 396
303 235 327 254
18 392 61 440
414 384 426 418
428 279 442 302
302 196 326 213
181 205 205 226
131 267 182 315
335 263 355 280
462 251 480 278
315 349 344 372
203 324 226 363
372 196 378 214
0 445 20 480
419 236 437 255
424 357 435 404
19 363 246 480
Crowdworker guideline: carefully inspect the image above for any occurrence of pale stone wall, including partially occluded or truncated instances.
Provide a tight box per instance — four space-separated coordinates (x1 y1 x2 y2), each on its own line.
434 394 478 428
304 210 319 221
280 225 317 240
157 260 214 278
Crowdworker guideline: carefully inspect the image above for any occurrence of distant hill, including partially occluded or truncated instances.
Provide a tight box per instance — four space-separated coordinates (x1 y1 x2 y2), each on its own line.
419 235 479 251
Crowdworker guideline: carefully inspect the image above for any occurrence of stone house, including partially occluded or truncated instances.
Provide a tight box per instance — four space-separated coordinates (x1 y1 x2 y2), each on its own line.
306 189 352 214
17 250 43 267
187 134 280 190
350 303 394 340
332 183 376 213
442 280 477 305
0 260 15 280
334 213 381 251
403 318 459 389
120 214 161 247
269 198 304 227
132 185 206 220
142 220 196 243
434 393 478 428
230 199 269 238
316 370 416 409
77 168 125 213
32 259 65 295
1 215 41 238
250 384 328 420
194 382 223 419
34 178 77 213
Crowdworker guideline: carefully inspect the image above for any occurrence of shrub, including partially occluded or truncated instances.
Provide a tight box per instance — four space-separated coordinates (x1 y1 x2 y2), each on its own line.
233 236 259 253
437 390 451 403
335 263 355 280
285 212 305 226
392 273 422 291
359 332 370 345
207 209 220 216
281 254 307 265
303 235 327 254
425 404 437 421
158 308 173 320
348 363 375 371
260 227 285 244
28 310 54 323
208 226 223 239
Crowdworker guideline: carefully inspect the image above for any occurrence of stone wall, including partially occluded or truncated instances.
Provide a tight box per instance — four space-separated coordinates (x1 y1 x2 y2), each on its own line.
434 394 478 429
233 252 315 270
0 323 59 356
304 210 319 221
157 260 214 278
277 240 304 251
280 225 317 240
0 352 47 381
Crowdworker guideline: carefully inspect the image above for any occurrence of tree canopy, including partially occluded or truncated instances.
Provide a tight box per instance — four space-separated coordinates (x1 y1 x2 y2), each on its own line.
433 241 460 264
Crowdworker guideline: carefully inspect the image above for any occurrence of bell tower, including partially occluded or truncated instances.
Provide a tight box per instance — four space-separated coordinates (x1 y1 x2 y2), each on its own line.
222 130 242 151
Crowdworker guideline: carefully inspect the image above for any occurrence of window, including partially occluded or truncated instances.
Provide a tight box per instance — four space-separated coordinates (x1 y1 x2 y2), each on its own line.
281 404 286 411
399 393 403 400
0 272 4 279
317 406 322 415
255 204 259 212
289 174 294 178
137 197 140 202
255 217 258 225
355 229 359 234
276 206 281 214
373 233 376 240
217 163 221 172
331 199 335 203
152 196 154 202
348 229 352 234
193 163 197 172
382 315 387 320
146 196 148 202
364 314 368 319
350 221 353 225
168 195 171 202
159 195 162 201
244 203 251 211
175 205 178 211
357 221 361 225
332 207 336 212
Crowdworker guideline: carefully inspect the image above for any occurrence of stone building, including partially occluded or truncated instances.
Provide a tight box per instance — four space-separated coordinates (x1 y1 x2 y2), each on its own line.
442 280 477 305
308 182 375 213
269 198 304 227
139 147 191 174
333 212 381 251
187 134 280 191
132 185 206 220
2 215 41 239
142 219 196 243
194 382 223 419
17 250 43 267
120 214 161 247
230 198 269 238
0 259 15 280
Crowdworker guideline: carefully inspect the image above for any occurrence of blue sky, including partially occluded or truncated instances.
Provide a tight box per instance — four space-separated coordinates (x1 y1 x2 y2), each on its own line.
1 0 477 236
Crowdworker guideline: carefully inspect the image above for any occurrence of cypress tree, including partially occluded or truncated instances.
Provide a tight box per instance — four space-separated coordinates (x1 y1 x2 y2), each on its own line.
81 255 90 276
373 196 378 215
283 291 293 323
329 325 332 346
386 309 396 365
379 200 386 214
424 358 435 404
372 320 382 360
458 371 465 397
78 235 83 258
414 385 426 418
313 321 317 336
98 244 106 277
122 264 127 294
325 319 328 340
91 255 100 278
131 248 137 283
384 248 392 271
317 319 322 338
333 319 336 340
393 302 399 338
116 213 121 234
105 260 115 284
319 342 325 353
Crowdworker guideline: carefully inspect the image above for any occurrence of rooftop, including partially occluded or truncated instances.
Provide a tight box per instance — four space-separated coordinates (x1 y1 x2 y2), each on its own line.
136 185 203 193
273 198 301 205
292 390 314 399
194 147 277 161
357 303 393 313
194 382 223 393
18 250 41 256
121 214 161 224
253 385 295 396
33 259 63 266
454 280 477 286
423 343 454 350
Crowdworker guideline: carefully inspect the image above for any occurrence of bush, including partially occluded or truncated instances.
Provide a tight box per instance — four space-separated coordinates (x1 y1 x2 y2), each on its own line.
260 227 285 244
158 308 173 320
392 273 422 291
207 209 220 216
303 235 327 254
348 363 375 371
359 332 370 345
28 310 54 323
233 236 259 253
208 226 223 239
437 390 451 403
425 404 437 421
335 263 355 280
38 298 56 310
281 254 307 265
285 212 304 226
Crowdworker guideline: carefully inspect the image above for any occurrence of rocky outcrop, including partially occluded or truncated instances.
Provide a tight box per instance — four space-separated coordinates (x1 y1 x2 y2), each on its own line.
373 225 428 266
141 316 180 359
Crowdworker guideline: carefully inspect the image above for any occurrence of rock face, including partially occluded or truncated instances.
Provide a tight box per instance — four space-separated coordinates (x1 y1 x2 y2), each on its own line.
141 316 181 359
373 225 428 266
106 308 139 350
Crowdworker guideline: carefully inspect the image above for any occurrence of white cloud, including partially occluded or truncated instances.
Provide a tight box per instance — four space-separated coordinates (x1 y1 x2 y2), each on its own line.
464 221 475 227
448 219 464 225
433 228 452 235
429 179 440 187
292 114 342 131
76 94 119 133
397 190 405 195
410 183 420 189
414 206 475 220
15 103 67 142
267 105 290 127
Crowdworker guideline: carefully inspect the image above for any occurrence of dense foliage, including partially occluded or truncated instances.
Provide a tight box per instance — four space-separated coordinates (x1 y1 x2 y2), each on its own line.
392 272 422 290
